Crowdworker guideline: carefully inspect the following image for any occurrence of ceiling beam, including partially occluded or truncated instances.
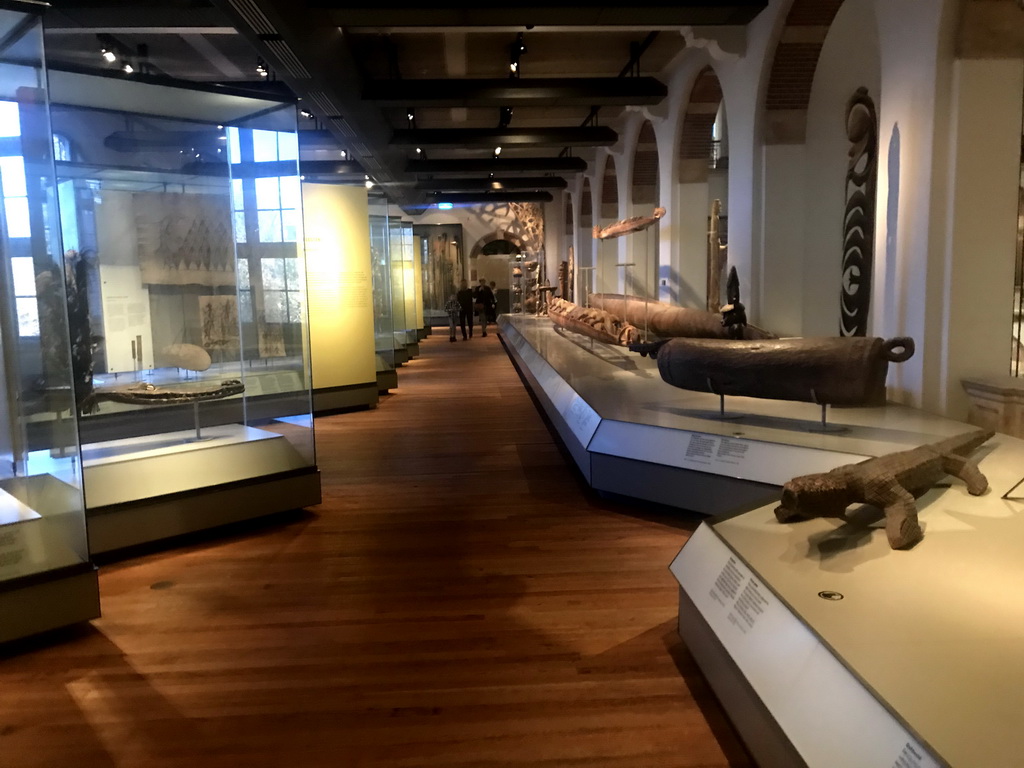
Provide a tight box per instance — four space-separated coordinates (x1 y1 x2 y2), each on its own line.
311 2 769 27
364 77 666 107
426 191 554 205
392 127 617 148
416 177 567 192
407 157 587 175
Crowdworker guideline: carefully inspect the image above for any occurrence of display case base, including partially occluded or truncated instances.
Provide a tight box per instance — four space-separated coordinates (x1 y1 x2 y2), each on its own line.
0 565 100 645
394 348 410 365
405 342 420 359
377 369 398 393
313 382 378 413
87 466 321 555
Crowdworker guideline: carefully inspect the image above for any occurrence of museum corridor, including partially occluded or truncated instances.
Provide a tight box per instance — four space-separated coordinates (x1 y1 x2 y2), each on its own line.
0 328 751 768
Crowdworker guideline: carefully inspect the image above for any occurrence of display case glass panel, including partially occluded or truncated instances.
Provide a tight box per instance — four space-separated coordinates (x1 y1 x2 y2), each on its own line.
368 194 397 369
0 7 90 586
47 71 315 512
388 214 415 345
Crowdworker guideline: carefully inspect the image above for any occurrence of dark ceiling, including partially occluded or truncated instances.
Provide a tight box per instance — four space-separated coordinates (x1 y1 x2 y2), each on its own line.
43 0 768 211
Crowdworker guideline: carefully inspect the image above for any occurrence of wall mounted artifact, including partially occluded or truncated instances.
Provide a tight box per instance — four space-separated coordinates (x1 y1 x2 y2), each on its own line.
840 87 878 337
775 429 993 549
592 206 665 240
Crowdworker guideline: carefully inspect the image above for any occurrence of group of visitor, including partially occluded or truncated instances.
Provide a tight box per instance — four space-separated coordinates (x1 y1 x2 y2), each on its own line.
444 278 496 342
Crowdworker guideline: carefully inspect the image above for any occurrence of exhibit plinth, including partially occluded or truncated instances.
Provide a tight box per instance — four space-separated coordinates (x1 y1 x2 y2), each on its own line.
672 430 1024 767
499 315 980 514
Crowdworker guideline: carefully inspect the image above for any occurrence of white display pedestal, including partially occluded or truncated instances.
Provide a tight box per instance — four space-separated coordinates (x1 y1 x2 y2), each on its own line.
672 430 1024 767
500 315 978 514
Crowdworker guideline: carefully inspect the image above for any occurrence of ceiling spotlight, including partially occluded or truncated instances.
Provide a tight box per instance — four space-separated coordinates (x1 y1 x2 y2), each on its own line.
509 61 518 73
415 147 422 154
491 181 504 190
299 109 313 119
407 110 415 121
101 49 116 63
340 150 347 159
364 175 374 189
256 58 269 78
494 146 502 157
122 63 134 74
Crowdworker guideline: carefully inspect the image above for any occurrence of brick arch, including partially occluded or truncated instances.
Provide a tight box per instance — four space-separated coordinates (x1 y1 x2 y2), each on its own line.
677 66 723 184
632 120 659 207
468 231 525 261
763 0 847 144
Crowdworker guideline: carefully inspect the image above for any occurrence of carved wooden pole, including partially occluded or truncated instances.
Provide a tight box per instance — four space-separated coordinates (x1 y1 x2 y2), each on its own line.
840 87 878 337
706 198 726 312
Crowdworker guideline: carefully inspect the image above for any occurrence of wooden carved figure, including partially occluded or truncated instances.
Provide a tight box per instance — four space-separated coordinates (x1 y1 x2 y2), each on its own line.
775 429 994 549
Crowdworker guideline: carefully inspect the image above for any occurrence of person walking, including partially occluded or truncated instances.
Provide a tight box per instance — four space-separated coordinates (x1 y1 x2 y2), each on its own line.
456 278 475 339
443 290 460 342
473 277 496 337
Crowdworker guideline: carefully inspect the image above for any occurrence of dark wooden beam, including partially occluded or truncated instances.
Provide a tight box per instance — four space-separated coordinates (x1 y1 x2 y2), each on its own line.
427 190 554 205
416 176 567 192
392 127 616 148
312 2 769 26
364 77 666 107
407 157 587 175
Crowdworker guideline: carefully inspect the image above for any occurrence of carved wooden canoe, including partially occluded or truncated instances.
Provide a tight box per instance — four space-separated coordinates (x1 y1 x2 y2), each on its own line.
94 379 245 406
634 336 914 406
592 207 665 240
548 297 639 346
589 294 776 341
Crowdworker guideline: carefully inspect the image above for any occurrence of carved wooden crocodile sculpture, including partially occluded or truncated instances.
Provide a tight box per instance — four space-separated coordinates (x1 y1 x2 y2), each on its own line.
775 429 994 549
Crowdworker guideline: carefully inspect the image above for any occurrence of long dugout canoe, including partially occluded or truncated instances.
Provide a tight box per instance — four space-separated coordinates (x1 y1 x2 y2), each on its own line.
637 336 914 407
589 294 776 341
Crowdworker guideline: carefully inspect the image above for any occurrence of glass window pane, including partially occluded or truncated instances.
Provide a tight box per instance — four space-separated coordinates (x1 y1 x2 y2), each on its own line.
264 289 287 322
252 130 279 163
227 127 241 164
279 175 301 208
0 101 19 138
16 297 38 336
262 257 285 290
11 256 35 296
238 289 253 323
284 258 300 288
281 208 300 243
237 257 250 287
255 176 280 209
5 197 30 238
258 210 282 242
278 131 298 162
233 211 247 243
231 179 244 210
0 156 26 197
287 290 302 323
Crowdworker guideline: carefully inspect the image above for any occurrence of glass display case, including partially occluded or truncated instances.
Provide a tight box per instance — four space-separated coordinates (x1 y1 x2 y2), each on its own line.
387 211 418 360
508 253 540 315
368 193 397 388
0 2 98 642
46 69 320 553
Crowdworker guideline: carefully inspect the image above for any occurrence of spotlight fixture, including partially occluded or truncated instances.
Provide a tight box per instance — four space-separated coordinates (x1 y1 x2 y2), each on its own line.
415 147 422 154
340 150 347 159
101 49 116 63
122 63 134 74
493 146 502 157
364 175 374 189
299 109 313 119
256 58 269 78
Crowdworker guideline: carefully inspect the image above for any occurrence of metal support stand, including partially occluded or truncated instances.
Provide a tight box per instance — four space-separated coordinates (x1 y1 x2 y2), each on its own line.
193 401 202 441
807 393 847 433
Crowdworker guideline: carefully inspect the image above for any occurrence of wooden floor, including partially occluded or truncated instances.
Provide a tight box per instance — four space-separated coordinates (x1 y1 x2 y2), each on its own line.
0 329 752 768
